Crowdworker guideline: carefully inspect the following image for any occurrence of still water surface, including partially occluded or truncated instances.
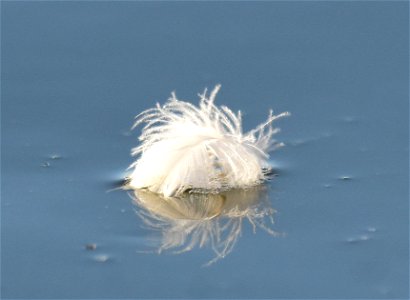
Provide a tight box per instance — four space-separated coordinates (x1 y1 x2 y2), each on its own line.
2 2 409 299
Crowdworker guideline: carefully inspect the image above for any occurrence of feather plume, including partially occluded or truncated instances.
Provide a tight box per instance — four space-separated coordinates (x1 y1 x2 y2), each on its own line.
129 85 289 197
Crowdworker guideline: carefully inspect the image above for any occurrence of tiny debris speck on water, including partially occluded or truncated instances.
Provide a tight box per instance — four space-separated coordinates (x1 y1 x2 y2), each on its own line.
339 176 351 181
50 154 62 160
85 243 97 251
346 237 359 244
367 227 377 233
359 234 370 241
94 254 110 263
346 234 371 244
41 162 51 168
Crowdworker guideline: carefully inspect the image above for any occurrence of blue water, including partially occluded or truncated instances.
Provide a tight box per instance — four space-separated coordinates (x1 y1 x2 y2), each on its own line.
2 2 409 299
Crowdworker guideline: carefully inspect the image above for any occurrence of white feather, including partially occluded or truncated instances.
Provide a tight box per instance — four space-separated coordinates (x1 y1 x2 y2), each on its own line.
129 85 289 197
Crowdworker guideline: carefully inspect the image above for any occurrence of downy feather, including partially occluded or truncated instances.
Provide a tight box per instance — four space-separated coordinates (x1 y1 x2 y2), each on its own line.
129 85 289 197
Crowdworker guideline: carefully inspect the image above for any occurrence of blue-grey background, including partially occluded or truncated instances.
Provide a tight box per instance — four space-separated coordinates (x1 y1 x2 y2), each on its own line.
1 1 409 299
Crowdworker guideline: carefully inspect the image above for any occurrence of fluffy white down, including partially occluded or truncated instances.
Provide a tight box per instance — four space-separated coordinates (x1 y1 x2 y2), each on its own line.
129 85 289 197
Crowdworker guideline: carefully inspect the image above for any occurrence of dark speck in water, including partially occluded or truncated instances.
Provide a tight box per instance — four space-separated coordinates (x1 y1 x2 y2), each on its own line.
85 244 97 251
106 178 129 190
338 176 352 181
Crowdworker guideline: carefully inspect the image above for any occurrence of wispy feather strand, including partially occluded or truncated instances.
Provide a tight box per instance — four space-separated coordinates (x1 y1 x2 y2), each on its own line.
129 85 289 197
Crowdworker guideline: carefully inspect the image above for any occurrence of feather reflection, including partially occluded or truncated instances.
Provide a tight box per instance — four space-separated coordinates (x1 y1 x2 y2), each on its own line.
131 187 280 265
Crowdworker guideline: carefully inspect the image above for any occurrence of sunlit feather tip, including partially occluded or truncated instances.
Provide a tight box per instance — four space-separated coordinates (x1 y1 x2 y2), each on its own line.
129 85 289 197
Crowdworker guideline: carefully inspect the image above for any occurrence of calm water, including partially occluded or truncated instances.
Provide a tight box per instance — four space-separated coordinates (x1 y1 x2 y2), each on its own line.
2 2 409 299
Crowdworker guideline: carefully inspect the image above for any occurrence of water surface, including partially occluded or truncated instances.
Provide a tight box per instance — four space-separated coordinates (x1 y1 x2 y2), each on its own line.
2 2 409 299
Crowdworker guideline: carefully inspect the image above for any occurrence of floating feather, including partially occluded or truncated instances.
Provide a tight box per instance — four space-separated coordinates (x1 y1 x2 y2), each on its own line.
129 85 289 197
